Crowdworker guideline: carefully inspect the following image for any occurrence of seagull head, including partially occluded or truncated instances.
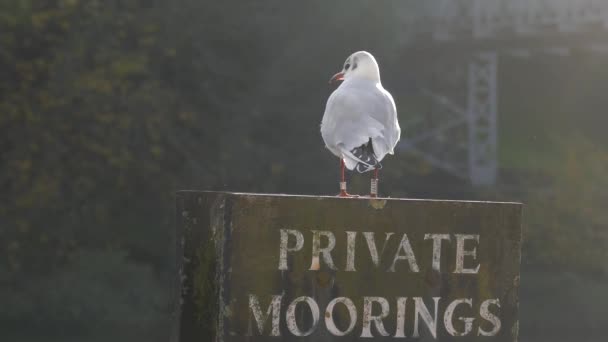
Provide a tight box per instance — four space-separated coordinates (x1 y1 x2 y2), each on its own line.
329 51 381 84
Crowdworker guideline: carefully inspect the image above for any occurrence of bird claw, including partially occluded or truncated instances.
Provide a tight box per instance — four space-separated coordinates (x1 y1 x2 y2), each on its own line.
338 190 359 198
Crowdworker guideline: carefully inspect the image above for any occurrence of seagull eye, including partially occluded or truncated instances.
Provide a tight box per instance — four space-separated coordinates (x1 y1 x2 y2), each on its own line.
344 63 351 70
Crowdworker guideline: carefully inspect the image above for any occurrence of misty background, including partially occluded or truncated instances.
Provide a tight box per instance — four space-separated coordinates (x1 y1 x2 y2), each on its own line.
1 1 607 341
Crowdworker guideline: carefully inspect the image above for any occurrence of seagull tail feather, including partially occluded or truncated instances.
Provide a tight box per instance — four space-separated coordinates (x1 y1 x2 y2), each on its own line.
341 138 382 174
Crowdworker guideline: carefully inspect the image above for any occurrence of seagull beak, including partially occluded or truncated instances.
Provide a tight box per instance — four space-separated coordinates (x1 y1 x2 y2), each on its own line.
329 72 345 84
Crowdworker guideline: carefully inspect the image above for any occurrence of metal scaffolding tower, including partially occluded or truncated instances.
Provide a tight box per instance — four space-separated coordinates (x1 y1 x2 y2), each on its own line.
467 52 497 186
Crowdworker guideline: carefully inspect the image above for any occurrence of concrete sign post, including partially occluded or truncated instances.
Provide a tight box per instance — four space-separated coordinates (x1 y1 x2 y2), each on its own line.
173 191 522 341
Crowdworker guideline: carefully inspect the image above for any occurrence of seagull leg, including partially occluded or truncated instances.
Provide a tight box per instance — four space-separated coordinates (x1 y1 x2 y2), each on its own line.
339 158 349 197
338 158 350 197
337 159 359 197
370 168 379 197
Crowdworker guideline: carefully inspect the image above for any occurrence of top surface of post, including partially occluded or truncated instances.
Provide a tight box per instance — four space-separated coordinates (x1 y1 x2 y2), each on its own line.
175 191 522 342
177 190 521 204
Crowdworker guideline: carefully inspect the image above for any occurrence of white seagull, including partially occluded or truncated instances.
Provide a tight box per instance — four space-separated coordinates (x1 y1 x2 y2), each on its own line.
321 51 400 197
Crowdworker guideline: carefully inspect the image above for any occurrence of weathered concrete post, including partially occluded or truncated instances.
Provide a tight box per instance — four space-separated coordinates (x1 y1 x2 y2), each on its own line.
173 191 522 342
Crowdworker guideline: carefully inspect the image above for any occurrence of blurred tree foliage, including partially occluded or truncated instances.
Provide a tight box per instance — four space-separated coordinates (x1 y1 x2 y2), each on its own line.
524 134 608 275
0 1 607 341
0 0 207 339
518 134 608 340
0 0 330 339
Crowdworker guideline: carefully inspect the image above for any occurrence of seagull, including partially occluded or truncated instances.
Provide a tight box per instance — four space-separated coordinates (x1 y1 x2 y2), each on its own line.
321 51 400 197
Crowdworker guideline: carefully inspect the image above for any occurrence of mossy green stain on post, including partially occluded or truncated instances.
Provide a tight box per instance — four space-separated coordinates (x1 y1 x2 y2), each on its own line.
174 191 522 341
192 235 218 336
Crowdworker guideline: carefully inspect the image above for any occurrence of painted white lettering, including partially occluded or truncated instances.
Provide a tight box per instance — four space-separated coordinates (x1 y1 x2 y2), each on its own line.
444 298 474 336
248 294 282 336
455 234 480 274
394 297 408 338
361 297 391 337
363 232 394 267
325 297 357 336
309 230 337 270
424 234 451 271
388 234 420 272
286 296 320 336
278 229 304 271
345 231 357 272
413 297 440 339
478 299 501 336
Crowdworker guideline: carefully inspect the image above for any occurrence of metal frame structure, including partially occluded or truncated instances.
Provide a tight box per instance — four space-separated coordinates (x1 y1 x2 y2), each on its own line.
398 0 608 186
